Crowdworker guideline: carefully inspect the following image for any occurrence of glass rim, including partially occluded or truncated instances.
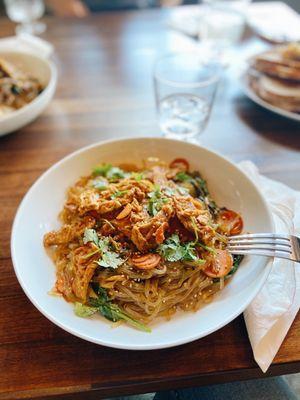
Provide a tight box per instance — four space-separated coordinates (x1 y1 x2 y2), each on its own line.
154 51 221 89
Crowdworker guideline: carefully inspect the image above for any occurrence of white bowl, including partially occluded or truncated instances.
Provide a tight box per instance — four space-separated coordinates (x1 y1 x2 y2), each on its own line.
0 51 57 137
11 138 274 350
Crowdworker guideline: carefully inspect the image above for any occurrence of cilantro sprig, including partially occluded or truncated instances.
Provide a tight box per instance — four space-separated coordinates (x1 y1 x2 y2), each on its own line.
148 185 168 216
74 286 151 332
83 228 124 269
92 179 107 191
92 164 128 182
111 190 128 200
158 234 205 264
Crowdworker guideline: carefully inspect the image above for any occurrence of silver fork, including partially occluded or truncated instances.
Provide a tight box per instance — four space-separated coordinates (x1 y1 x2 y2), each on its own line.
227 233 300 263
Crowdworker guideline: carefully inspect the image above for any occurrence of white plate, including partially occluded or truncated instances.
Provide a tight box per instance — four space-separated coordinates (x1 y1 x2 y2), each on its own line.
11 137 274 350
0 51 57 137
240 70 300 122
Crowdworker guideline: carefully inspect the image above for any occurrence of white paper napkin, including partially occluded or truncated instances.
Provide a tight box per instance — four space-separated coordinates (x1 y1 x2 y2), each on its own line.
0 33 53 59
239 161 300 372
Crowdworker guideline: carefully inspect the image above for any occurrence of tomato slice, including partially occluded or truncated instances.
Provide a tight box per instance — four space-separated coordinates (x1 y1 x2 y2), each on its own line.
203 249 233 278
169 158 189 172
218 209 243 236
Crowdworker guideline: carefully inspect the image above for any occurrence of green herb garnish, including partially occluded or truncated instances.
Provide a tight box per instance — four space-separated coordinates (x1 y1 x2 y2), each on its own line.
111 190 128 199
92 180 107 191
88 286 151 332
148 185 168 216
175 172 192 182
97 251 124 269
82 228 124 269
92 164 127 181
131 172 144 181
226 254 243 278
158 234 205 264
74 302 98 317
196 242 216 255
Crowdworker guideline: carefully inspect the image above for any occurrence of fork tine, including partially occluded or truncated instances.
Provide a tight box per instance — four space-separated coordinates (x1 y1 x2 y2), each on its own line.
228 249 292 260
228 238 291 246
227 244 292 253
229 233 290 241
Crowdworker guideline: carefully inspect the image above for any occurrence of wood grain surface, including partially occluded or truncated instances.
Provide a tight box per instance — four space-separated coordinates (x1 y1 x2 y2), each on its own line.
0 7 300 400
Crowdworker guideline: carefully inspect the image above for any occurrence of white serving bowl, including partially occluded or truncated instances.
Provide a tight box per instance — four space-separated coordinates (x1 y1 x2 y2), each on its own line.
11 138 274 350
0 51 57 137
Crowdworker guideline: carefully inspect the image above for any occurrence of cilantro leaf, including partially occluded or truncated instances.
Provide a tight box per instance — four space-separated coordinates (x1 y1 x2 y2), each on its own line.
175 172 192 182
111 190 128 199
83 228 99 246
148 186 168 216
92 164 127 181
158 234 205 264
97 237 110 253
93 164 113 177
97 251 124 269
164 186 189 197
106 167 127 181
74 302 98 317
131 172 144 181
82 230 122 269
92 180 107 191
158 234 184 262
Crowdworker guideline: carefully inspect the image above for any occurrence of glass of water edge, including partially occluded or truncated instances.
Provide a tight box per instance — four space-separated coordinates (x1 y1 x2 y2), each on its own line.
199 0 251 62
4 0 46 35
154 52 221 140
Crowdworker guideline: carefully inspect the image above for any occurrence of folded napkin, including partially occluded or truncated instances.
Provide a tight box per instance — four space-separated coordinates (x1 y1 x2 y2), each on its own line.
0 33 53 58
239 161 300 372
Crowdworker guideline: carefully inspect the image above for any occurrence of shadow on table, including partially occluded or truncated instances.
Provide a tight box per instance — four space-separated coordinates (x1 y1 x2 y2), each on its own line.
235 99 300 151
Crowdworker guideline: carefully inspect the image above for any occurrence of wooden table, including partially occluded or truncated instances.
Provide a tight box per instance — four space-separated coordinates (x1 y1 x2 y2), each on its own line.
0 7 300 400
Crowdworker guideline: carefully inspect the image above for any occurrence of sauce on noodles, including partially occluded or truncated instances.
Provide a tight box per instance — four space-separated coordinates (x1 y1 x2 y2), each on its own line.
44 158 243 331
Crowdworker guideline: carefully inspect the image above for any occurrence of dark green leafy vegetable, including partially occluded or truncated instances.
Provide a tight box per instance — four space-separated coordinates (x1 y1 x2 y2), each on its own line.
89 286 151 332
11 84 21 95
158 234 205 264
74 302 98 317
190 172 219 215
226 254 244 278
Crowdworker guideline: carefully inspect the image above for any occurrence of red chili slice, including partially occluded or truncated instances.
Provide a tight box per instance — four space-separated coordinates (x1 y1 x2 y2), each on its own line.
169 158 190 172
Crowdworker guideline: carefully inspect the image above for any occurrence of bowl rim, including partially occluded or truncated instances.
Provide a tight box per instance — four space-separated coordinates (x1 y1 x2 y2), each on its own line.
11 137 275 349
0 50 57 122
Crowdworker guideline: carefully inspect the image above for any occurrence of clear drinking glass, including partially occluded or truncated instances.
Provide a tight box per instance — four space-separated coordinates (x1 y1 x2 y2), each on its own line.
154 52 221 140
4 0 46 35
199 0 251 64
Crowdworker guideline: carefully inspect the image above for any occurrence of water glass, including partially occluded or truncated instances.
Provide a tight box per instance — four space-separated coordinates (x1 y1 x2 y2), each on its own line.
153 52 221 140
199 0 251 50
4 0 46 35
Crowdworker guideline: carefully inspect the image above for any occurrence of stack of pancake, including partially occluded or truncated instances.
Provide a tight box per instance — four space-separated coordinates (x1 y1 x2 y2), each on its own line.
249 43 300 113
